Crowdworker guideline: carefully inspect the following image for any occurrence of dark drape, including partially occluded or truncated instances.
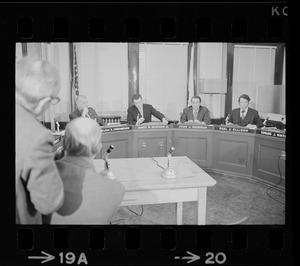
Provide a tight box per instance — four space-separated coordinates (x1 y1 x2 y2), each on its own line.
225 43 234 116
69 43 74 112
128 43 139 108
186 43 193 106
193 43 198 96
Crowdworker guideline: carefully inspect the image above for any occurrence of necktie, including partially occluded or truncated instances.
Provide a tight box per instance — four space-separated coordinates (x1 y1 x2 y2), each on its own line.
193 110 198 120
241 110 245 120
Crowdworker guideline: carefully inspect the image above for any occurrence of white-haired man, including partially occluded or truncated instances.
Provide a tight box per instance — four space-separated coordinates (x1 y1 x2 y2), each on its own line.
69 95 105 126
15 56 64 224
51 117 125 224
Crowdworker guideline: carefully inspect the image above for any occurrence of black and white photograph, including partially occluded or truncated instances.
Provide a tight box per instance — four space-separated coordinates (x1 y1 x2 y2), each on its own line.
15 42 286 225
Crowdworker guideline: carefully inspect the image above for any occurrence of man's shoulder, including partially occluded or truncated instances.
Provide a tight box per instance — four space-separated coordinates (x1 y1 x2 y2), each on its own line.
70 109 80 117
127 105 136 111
183 106 192 112
143 103 153 109
88 107 96 112
85 169 125 192
248 107 258 114
231 108 240 113
16 105 51 137
200 106 209 112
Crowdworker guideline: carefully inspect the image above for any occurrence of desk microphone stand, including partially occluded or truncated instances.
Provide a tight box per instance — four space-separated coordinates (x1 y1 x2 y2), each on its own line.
100 160 115 179
100 145 115 179
162 153 177 179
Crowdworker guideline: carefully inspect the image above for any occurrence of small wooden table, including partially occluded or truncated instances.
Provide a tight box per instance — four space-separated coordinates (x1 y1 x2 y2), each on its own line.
93 156 216 225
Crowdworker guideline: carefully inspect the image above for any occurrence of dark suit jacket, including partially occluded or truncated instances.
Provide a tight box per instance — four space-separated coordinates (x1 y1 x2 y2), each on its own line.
127 104 165 125
69 107 105 126
16 104 64 224
51 155 125 224
228 107 263 127
180 106 211 124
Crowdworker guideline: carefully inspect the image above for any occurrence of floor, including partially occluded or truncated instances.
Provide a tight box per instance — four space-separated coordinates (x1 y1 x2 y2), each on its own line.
111 172 285 225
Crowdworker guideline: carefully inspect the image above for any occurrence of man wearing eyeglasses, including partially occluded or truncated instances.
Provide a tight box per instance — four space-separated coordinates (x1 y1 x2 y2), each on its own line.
69 95 105 126
15 56 64 224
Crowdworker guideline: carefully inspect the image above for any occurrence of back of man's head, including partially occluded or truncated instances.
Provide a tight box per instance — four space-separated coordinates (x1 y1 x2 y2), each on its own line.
63 117 102 157
16 56 60 104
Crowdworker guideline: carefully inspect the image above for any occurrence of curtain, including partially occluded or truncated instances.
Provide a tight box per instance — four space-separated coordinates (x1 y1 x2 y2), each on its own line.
187 43 195 106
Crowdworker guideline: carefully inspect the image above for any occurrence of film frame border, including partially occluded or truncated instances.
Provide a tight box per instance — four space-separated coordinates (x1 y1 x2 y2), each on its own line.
1 1 292 265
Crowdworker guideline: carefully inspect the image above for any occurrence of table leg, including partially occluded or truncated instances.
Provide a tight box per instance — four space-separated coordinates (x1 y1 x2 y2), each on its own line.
197 187 207 225
176 202 183 225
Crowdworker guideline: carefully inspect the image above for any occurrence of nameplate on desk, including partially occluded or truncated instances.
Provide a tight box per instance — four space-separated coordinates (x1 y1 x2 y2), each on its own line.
102 125 132 132
214 125 255 133
256 129 286 139
135 125 170 129
174 125 214 130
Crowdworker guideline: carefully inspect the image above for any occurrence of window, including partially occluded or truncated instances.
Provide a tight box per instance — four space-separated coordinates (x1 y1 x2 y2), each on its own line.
139 43 188 121
232 45 276 110
76 43 128 119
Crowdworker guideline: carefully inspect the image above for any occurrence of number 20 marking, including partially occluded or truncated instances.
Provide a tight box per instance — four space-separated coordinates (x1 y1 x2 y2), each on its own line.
205 252 227 264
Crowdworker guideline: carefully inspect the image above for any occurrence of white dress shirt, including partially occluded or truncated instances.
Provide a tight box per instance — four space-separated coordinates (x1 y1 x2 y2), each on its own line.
240 108 248 119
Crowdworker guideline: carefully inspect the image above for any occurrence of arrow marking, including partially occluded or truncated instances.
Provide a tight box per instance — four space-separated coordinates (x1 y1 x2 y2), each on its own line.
174 251 200 264
28 251 55 264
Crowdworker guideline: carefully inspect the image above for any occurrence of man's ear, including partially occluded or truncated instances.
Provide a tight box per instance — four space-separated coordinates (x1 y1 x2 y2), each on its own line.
33 96 51 117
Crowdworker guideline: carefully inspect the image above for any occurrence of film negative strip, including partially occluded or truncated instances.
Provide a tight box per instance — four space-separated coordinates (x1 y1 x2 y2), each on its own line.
1 1 292 265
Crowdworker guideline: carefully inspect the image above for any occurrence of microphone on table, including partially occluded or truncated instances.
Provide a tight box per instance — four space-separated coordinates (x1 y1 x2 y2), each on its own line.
168 147 175 156
225 114 231 125
102 145 114 159
100 145 115 179
54 118 60 132
262 116 269 126
161 146 177 179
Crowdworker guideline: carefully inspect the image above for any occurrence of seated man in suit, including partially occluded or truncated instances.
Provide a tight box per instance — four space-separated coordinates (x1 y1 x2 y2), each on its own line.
227 94 262 128
51 117 125 224
69 95 105 126
127 93 168 125
180 96 211 124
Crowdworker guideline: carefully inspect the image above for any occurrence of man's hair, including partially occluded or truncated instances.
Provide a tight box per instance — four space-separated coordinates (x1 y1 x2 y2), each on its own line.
132 93 142 102
238 94 251 102
191 96 201 102
16 56 60 103
63 117 102 157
